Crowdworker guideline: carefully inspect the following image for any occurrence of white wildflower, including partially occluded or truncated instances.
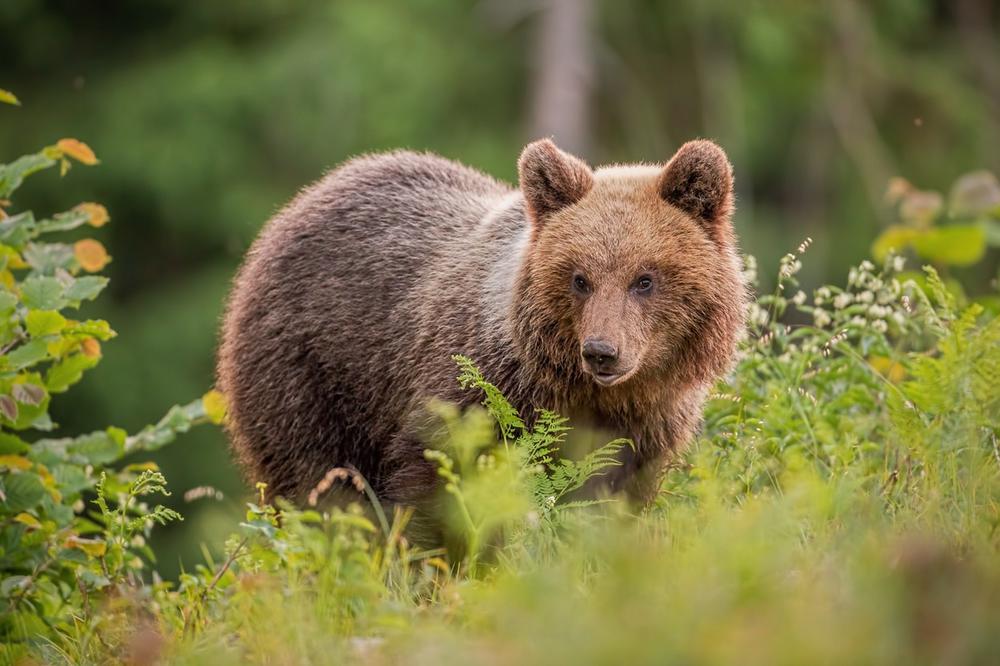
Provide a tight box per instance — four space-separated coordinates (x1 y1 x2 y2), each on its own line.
813 308 831 328
742 255 758 285
815 286 831 304
892 255 905 272
860 260 875 272
857 290 874 304
851 316 867 327
833 292 853 309
868 304 888 318
779 254 802 280
792 290 807 306
872 319 888 333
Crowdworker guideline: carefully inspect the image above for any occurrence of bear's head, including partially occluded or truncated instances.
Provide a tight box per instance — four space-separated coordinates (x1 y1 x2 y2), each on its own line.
513 138 746 396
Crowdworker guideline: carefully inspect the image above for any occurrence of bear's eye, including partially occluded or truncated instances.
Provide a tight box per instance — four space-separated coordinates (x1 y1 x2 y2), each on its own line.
633 275 654 295
572 274 591 295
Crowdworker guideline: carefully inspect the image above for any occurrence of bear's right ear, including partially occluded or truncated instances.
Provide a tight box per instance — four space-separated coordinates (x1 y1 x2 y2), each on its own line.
518 139 594 226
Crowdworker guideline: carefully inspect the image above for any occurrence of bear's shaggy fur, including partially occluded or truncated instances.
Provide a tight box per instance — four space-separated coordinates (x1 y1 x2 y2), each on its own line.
217 139 746 516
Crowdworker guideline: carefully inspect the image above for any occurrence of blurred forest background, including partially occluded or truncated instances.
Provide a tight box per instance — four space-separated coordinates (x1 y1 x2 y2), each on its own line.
2 0 998 575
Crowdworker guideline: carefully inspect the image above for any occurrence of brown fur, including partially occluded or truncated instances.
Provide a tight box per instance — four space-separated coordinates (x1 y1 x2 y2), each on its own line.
217 139 747 528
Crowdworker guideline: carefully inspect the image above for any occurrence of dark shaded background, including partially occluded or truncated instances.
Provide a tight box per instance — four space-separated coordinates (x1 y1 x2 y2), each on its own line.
2 0 998 575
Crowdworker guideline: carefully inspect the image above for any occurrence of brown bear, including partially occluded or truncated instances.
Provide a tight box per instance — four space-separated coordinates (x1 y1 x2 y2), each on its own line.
217 138 746 519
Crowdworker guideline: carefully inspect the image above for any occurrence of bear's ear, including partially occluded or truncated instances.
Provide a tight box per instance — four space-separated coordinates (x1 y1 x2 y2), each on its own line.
659 140 734 242
518 139 594 225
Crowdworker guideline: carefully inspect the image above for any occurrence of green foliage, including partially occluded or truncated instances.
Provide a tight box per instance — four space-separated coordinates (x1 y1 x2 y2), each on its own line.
0 116 219 664
427 356 628 571
3 92 1000 664
873 171 1000 270
148 248 999 665
7 240 1000 664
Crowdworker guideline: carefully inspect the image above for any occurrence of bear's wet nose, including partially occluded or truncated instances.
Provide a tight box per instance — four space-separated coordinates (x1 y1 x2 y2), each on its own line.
581 339 619 370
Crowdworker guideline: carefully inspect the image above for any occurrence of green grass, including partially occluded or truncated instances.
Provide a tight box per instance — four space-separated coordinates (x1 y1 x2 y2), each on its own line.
34 253 1000 664
4 109 999 665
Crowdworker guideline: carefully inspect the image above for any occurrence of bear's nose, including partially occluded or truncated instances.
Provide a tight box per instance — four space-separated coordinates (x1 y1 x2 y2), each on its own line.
581 339 619 368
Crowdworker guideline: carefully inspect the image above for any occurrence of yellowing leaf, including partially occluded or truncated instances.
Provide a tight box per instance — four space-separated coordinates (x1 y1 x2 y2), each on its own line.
0 454 32 470
871 225 920 262
26 309 67 337
869 356 907 384
0 245 24 267
125 461 160 472
64 535 107 557
912 225 987 267
202 389 228 425
56 138 99 165
75 202 109 228
425 557 451 573
14 512 41 529
47 337 74 358
74 239 110 272
0 89 20 106
80 337 101 358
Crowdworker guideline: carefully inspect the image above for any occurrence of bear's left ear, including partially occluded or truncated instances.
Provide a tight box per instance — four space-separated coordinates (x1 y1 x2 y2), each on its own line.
518 139 594 227
659 140 734 243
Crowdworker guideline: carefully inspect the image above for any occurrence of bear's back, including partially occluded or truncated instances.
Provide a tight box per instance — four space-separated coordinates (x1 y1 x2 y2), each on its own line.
218 151 512 499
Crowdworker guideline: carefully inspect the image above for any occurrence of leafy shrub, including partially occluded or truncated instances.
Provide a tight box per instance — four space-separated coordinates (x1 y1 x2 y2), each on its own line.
872 171 1000 311
0 99 222 663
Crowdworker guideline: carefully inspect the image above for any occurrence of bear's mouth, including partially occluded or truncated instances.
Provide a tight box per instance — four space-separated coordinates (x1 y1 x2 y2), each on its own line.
591 369 630 387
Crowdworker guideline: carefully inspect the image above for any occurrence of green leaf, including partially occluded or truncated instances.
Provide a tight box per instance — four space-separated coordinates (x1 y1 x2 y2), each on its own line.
69 431 125 466
0 432 30 455
22 242 75 274
25 310 67 337
45 353 99 393
7 339 49 370
63 318 115 340
0 575 31 598
63 276 109 303
126 399 205 453
20 276 65 310
0 153 56 199
983 219 1000 248
3 472 46 512
0 211 36 246
35 209 89 234
0 290 18 314
911 225 986 266
32 427 125 467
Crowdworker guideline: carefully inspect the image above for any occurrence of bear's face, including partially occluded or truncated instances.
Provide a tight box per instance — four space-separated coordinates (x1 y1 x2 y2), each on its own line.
517 139 744 391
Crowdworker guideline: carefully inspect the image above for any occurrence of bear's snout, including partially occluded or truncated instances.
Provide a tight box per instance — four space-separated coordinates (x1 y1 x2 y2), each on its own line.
581 338 626 386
